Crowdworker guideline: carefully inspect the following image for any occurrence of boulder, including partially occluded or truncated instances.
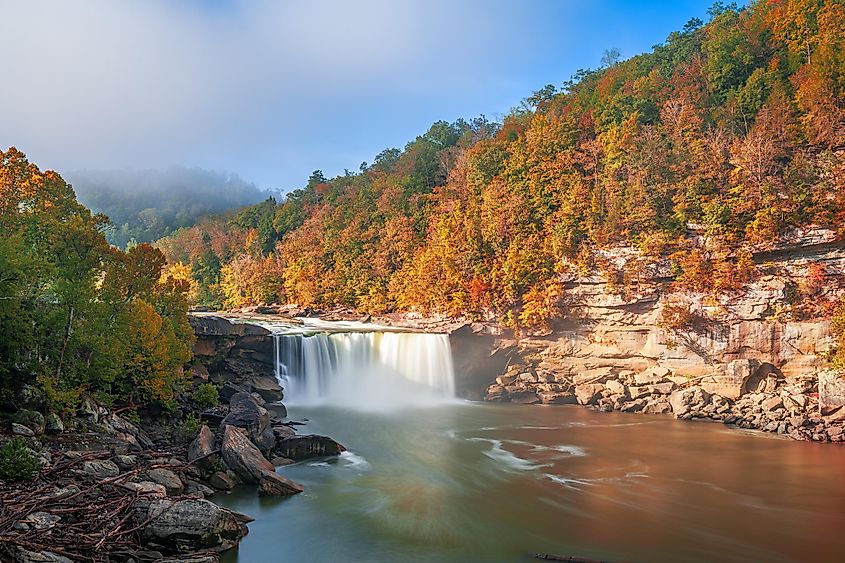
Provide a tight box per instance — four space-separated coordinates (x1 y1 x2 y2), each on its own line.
120 481 167 498
221 425 274 482
12 423 35 437
45 413 64 434
265 402 288 421
77 396 99 422
634 367 669 385
134 498 249 553
669 386 711 417
272 425 297 441
208 471 236 491
537 391 578 405
9 547 72 563
145 468 184 495
77 459 120 479
258 470 305 496
518 372 538 383
628 386 651 400
101 414 154 451
761 396 784 412
575 384 604 405
190 363 210 382
495 375 517 386
643 399 673 415
246 376 283 402
185 479 215 498
15 409 45 435
221 392 275 451
25 511 61 531
114 454 137 471
573 368 614 385
508 391 540 404
818 369 845 416
621 399 647 413
649 382 676 395
188 425 215 462
220 383 247 402
485 384 508 401
273 435 346 462
48 485 80 500
605 380 627 396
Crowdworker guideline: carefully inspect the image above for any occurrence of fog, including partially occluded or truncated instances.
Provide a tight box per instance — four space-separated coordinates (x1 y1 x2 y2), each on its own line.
69 167 269 247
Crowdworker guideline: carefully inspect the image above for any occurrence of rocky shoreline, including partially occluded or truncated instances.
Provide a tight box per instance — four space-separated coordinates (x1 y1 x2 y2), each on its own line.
484 359 845 443
5 290 842 560
0 315 346 562
212 302 845 443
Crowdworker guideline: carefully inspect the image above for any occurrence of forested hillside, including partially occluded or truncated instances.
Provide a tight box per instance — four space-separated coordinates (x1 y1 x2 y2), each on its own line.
0 148 194 412
71 167 268 248
156 0 845 328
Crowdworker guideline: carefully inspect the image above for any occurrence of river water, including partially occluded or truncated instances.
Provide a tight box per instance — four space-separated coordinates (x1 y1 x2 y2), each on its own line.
217 402 845 563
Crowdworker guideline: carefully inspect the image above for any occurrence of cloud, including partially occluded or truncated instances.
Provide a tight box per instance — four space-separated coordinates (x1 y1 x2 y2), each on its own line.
1 0 522 186
0 0 710 189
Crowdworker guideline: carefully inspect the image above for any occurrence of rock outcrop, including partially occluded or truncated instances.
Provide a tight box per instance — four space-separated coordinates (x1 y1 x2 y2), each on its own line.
481 228 845 442
273 434 346 461
221 392 275 451
134 498 249 553
189 315 283 403
221 425 304 496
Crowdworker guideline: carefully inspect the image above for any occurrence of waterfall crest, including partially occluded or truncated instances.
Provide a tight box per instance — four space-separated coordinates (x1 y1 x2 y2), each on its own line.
267 320 456 409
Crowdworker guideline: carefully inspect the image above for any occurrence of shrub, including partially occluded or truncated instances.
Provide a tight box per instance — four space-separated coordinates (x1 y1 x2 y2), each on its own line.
193 383 220 409
0 437 41 482
173 413 203 443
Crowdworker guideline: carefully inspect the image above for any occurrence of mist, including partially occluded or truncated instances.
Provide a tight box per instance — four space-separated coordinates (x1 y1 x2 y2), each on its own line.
69 167 270 248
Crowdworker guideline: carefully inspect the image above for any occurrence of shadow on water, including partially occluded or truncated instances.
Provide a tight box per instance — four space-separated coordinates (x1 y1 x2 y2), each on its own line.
218 403 845 563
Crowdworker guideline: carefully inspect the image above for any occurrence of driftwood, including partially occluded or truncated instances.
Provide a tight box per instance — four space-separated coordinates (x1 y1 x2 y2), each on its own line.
0 446 197 562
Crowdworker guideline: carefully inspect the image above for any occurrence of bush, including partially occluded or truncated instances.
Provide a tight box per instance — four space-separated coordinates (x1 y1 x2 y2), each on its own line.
0 437 41 482
193 383 220 409
173 413 203 443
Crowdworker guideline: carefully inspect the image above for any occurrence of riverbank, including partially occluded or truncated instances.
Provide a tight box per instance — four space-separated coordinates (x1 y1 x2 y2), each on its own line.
0 360 345 561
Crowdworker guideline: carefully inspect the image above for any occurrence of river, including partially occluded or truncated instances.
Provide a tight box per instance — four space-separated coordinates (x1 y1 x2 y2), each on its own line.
218 402 845 563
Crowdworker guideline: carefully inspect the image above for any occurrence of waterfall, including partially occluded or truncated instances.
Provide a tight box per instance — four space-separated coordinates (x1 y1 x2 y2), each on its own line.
269 322 456 409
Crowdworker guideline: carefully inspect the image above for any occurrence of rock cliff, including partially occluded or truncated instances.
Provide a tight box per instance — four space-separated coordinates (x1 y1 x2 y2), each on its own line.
482 227 845 442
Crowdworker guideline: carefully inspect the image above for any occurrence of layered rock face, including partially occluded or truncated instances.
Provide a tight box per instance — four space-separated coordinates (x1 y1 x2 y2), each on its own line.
484 228 845 442
189 315 283 402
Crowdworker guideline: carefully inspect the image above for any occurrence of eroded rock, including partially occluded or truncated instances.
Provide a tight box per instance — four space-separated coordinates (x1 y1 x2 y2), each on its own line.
188 425 215 462
818 369 845 416
273 435 346 462
76 459 120 479
669 386 711 418
221 425 274 482
221 393 275 451
134 498 249 553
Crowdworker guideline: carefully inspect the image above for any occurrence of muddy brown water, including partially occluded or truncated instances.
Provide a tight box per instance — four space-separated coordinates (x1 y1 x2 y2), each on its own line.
217 403 845 562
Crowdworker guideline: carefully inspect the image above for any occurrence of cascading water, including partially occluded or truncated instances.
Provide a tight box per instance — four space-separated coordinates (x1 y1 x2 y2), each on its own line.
267 319 456 409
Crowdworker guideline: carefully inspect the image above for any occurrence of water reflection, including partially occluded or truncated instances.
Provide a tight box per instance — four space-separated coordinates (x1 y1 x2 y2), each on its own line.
218 404 845 563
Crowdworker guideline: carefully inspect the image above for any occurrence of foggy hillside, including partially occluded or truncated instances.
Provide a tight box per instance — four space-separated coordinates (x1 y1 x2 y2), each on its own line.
69 167 270 248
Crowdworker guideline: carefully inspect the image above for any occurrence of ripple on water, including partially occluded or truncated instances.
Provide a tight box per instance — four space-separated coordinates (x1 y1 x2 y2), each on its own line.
466 438 545 471
531 444 587 457
339 451 370 469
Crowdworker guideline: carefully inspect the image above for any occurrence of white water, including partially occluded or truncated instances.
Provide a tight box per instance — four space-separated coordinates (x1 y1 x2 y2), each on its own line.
265 320 456 410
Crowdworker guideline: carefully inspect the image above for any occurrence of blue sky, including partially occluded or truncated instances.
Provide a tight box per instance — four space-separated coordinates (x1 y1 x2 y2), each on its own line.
1 0 722 193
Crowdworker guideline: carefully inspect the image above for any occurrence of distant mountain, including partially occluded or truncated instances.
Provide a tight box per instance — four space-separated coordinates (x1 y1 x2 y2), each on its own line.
69 167 270 248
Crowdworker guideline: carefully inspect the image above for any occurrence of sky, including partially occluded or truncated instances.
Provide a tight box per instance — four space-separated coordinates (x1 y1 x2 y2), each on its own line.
1 0 721 193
